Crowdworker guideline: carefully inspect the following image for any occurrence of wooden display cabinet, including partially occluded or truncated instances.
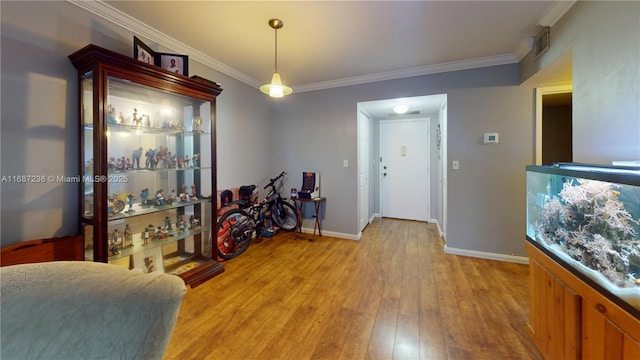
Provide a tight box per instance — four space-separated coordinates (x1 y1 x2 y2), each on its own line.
69 44 224 287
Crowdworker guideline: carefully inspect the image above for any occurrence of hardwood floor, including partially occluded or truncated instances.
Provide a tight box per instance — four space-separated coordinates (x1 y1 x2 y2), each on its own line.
164 218 543 360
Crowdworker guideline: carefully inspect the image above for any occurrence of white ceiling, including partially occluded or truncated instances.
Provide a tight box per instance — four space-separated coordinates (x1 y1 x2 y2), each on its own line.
83 1 574 117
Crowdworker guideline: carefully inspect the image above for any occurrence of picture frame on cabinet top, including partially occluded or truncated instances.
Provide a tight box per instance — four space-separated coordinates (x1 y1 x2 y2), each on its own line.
133 36 155 65
156 53 189 76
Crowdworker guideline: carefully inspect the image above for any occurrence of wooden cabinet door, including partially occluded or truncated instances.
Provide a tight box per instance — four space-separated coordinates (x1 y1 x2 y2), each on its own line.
529 258 581 360
582 298 640 360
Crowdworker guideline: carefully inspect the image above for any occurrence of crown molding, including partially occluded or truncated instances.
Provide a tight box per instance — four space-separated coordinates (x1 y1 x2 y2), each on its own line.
294 54 517 93
539 0 577 27
513 37 535 61
68 0 261 89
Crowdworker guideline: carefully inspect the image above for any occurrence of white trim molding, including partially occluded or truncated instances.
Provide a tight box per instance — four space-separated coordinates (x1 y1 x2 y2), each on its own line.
444 245 529 264
295 54 517 93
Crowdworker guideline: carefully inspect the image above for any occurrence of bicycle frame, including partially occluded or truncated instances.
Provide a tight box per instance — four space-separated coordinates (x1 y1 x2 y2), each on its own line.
216 171 298 260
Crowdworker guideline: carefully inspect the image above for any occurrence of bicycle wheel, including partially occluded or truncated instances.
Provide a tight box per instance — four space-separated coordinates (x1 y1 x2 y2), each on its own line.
270 201 298 231
216 209 253 260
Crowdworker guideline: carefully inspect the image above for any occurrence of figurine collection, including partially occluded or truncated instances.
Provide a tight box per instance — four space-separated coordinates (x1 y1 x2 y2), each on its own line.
107 105 205 133
107 214 201 257
99 150 200 172
98 106 207 257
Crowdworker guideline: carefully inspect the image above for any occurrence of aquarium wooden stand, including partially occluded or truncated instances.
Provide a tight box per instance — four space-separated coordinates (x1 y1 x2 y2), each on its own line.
526 242 640 360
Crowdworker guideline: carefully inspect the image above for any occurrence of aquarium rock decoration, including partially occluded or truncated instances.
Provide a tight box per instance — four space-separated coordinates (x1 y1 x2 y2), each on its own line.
536 179 640 287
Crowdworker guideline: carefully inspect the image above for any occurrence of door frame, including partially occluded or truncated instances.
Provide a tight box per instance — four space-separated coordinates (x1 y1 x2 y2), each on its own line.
357 109 371 234
535 84 572 165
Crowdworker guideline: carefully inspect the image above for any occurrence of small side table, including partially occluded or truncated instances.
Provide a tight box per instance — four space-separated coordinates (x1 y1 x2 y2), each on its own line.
292 197 326 238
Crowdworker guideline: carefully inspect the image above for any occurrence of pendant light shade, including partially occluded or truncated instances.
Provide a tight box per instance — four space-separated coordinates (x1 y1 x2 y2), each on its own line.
261 18 293 97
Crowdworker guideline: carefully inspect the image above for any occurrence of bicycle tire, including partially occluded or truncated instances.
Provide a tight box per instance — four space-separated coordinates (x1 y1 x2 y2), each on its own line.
270 201 298 231
216 209 253 260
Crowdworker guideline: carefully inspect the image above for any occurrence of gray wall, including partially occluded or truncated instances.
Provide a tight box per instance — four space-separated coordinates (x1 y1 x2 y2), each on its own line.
521 1 640 164
271 65 536 256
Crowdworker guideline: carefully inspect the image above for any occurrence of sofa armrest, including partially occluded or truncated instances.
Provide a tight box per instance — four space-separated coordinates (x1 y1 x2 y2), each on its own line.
1 261 186 360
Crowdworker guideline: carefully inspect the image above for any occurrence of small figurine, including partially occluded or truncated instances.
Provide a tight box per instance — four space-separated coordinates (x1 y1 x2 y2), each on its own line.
109 229 120 255
111 229 119 244
164 216 172 230
107 105 118 124
120 156 127 171
177 216 186 232
184 154 191 168
145 148 156 169
126 193 135 212
132 147 143 169
140 188 149 206
123 224 133 247
191 184 198 200
141 228 149 246
192 153 200 168
190 215 200 229
118 111 126 125
178 157 184 168
155 189 165 206
192 116 203 132
169 190 177 203
162 149 171 168
132 108 143 127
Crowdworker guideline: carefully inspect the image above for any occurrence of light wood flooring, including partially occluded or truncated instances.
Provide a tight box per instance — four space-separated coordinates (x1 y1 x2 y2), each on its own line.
164 218 543 360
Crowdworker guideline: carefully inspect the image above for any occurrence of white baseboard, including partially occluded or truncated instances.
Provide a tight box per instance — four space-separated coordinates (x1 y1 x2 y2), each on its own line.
443 245 529 264
298 227 360 240
429 219 443 238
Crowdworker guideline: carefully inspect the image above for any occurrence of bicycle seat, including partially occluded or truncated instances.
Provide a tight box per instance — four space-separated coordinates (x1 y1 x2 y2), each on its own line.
238 185 256 201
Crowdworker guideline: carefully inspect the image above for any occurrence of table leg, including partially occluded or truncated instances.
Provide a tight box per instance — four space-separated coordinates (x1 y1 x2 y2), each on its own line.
314 201 321 236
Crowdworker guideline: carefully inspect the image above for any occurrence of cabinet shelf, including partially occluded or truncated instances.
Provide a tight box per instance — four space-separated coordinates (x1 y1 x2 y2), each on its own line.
82 199 211 221
70 44 223 287
88 226 211 262
85 123 210 136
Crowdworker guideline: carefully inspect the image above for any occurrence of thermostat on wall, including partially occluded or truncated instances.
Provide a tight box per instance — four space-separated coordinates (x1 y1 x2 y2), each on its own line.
484 133 499 144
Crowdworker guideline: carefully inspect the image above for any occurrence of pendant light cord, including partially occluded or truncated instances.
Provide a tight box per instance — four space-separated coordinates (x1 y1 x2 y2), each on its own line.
274 28 278 73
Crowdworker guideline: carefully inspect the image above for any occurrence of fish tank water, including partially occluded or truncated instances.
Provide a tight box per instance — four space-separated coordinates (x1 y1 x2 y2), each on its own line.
526 163 640 315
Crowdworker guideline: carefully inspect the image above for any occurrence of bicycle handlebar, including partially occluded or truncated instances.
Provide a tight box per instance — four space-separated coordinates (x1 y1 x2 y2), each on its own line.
264 171 287 189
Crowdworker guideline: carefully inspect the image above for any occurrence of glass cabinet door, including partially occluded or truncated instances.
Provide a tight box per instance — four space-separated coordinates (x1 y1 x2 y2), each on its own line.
80 71 215 275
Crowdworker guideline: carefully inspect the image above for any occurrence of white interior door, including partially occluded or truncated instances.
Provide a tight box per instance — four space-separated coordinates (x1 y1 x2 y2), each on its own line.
358 111 370 232
380 119 430 221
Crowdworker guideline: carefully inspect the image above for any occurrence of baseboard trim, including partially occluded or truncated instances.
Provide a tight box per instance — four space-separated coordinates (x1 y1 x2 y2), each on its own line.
298 227 360 241
443 245 529 264
429 219 443 238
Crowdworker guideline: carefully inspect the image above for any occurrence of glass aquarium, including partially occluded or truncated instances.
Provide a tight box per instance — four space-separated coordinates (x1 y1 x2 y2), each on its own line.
526 163 640 313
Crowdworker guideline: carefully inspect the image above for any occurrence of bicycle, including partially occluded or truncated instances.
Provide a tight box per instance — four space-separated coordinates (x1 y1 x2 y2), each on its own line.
216 171 299 259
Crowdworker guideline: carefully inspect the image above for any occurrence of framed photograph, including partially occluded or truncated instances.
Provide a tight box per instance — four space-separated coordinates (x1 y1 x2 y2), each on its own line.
133 246 164 274
156 53 189 76
133 36 155 65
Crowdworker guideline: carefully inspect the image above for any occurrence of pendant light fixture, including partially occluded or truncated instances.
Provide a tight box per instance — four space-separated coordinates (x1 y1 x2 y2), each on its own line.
260 18 293 97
